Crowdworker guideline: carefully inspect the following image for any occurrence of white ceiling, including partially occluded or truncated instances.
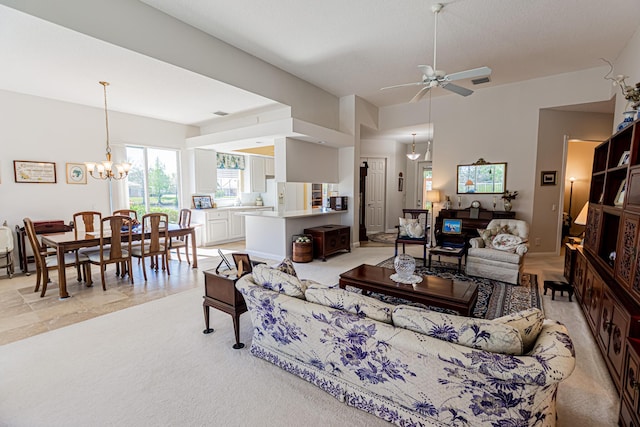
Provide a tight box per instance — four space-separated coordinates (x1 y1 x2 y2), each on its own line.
1 0 638 127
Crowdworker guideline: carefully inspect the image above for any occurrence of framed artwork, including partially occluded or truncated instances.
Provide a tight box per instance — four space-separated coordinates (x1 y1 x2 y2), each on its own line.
13 160 57 183
192 195 213 209
615 179 626 206
232 253 252 277
618 151 631 166
541 171 557 186
66 163 87 184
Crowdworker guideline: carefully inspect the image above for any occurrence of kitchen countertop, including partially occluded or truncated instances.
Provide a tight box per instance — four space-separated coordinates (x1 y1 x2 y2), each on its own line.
239 208 347 219
192 205 273 211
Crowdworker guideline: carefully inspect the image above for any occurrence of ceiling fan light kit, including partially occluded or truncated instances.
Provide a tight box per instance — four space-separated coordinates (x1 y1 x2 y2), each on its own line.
381 2 492 103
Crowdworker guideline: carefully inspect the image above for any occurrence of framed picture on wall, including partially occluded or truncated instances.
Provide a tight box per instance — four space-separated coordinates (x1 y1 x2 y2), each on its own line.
13 160 57 183
541 170 557 186
66 163 87 184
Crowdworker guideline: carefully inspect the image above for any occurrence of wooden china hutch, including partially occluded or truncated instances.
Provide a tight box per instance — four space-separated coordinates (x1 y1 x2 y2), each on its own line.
567 117 640 426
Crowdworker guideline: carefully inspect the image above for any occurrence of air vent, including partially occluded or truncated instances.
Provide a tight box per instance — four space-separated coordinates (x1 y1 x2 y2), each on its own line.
471 76 491 85
212 111 229 116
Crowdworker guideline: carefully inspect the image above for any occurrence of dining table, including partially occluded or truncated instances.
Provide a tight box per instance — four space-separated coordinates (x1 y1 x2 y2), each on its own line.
41 224 198 298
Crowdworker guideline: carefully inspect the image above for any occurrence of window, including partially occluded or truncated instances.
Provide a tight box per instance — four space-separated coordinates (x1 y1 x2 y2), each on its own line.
125 147 181 222
422 167 433 209
215 169 242 200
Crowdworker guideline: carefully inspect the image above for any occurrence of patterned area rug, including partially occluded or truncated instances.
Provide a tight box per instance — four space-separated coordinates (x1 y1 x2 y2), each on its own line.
367 232 397 244
348 257 541 319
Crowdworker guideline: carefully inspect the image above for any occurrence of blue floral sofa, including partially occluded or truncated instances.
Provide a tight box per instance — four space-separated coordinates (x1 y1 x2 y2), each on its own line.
236 264 575 426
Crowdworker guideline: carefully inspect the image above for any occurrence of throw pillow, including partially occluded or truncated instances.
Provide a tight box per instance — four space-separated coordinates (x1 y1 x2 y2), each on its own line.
274 257 297 277
493 308 544 353
492 234 525 253
476 225 509 248
392 305 523 355
399 218 425 238
305 285 394 324
252 263 307 299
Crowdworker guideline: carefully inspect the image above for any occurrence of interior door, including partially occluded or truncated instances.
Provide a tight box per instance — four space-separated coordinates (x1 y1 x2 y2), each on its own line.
419 162 434 242
363 158 386 234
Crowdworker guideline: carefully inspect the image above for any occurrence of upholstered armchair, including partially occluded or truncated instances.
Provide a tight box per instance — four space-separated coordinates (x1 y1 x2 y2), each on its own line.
465 219 529 285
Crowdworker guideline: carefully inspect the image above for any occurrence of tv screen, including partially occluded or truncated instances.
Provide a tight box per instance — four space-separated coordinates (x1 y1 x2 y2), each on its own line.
442 219 462 234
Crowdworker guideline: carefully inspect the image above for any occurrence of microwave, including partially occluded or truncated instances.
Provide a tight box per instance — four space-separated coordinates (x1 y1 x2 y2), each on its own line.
329 196 348 211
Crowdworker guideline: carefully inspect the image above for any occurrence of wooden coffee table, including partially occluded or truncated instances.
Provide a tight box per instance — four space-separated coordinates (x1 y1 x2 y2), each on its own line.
339 264 479 316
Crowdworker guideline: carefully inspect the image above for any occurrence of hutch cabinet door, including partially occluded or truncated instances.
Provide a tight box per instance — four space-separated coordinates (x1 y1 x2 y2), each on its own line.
587 266 604 333
574 252 586 303
608 304 630 383
584 205 602 256
616 212 640 290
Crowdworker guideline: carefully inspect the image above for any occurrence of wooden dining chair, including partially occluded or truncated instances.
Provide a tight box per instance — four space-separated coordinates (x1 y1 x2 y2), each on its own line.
131 213 170 281
169 208 191 264
113 209 138 220
73 211 102 235
85 215 134 290
23 217 92 297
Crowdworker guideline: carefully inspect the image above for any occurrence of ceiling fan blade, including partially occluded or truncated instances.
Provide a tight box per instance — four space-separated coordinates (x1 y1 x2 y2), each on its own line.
418 65 435 77
442 83 473 97
444 66 492 82
410 86 431 103
380 82 424 91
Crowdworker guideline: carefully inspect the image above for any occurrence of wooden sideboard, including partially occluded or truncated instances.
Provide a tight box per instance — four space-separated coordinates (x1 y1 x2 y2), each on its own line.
434 208 515 246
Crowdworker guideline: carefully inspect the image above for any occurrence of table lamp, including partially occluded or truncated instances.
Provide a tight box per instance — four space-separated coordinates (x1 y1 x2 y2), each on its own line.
573 202 589 245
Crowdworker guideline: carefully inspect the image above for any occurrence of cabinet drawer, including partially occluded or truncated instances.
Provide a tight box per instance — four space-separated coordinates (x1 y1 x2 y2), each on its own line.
206 210 229 220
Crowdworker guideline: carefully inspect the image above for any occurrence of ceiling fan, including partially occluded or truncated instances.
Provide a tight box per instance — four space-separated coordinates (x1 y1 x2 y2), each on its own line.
381 3 492 103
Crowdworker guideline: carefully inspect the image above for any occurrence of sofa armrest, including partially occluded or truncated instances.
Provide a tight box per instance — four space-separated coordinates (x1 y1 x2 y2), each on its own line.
469 237 484 248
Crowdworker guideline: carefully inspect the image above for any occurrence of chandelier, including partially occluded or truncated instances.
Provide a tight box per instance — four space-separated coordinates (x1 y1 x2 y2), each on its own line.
85 81 131 180
406 133 421 160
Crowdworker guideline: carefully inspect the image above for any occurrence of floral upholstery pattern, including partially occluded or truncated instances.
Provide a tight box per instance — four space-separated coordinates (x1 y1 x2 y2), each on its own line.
305 284 395 324
476 225 509 248
492 234 525 253
493 307 544 353
274 257 298 277
251 263 306 298
391 305 524 354
237 274 575 427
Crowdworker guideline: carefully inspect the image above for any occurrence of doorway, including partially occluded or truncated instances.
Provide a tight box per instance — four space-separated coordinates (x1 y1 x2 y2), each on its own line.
361 157 386 234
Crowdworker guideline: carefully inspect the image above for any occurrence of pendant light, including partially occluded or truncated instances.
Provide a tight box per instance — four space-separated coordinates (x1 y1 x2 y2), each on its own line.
407 133 421 161
85 81 131 180
424 90 434 161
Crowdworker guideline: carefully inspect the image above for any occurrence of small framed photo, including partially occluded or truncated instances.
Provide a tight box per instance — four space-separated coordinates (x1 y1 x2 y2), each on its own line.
14 160 56 183
541 170 557 186
66 163 87 184
192 195 213 209
618 151 631 166
615 179 626 206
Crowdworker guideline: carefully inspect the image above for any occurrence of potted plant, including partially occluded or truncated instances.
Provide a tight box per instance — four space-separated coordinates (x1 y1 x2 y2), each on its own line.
501 190 518 212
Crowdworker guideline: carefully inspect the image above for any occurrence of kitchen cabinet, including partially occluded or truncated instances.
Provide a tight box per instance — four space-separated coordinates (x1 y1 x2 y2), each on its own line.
245 156 266 193
229 211 245 239
265 157 275 177
194 149 217 194
192 207 272 246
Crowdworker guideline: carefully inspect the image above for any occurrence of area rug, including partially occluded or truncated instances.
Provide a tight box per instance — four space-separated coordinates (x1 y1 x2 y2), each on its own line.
367 232 397 244
351 257 541 319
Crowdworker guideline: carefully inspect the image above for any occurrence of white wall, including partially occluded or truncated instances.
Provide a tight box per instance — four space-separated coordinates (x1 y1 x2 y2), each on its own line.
613 22 640 125
0 89 196 229
378 66 613 252
283 138 339 183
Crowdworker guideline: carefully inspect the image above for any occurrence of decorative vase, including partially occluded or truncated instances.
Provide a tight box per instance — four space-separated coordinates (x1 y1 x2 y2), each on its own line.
394 254 416 279
504 200 512 212
618 111 636 131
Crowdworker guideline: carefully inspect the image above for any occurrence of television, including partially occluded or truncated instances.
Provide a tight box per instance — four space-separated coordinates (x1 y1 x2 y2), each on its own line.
442 218 462 234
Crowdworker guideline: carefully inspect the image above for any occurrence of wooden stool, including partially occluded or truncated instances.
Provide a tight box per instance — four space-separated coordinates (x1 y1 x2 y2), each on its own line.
543 280 573 301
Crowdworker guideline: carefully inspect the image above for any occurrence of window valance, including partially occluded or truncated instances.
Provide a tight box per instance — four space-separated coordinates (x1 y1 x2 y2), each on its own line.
216 153 245 170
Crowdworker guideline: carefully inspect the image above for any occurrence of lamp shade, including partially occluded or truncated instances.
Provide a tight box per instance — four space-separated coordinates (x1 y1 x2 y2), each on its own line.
574 202 589 226
465 179 474 186
426 190 441 203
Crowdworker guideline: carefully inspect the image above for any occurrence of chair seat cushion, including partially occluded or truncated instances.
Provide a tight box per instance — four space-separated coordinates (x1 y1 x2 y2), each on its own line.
131 245 165 257
45 252 89 267
467 247 521 263
87 250 129 262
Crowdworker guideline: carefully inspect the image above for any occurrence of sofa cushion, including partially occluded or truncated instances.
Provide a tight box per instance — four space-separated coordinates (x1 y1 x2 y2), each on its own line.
305 285 394 324
274 257 297 277
492 233 525 253
467 247 522 263
493 308 544 353
477 225 509 248
392 305 523 354
252 263 306 299
399 218 424 238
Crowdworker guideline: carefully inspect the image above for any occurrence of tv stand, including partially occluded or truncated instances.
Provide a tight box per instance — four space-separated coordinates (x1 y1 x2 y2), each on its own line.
435 208 515 246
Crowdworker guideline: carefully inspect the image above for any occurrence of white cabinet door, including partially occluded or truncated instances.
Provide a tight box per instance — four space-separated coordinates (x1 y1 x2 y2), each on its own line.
195 149 217 194
228 212 245 239
247 156 266 193
208 220 228 243
264 157 275 176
